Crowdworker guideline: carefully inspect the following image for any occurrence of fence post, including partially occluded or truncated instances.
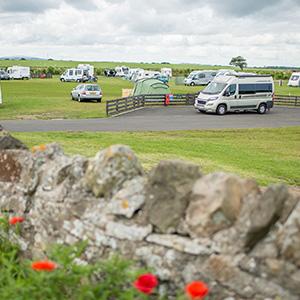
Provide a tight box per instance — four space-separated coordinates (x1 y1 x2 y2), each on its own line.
295 96 298 107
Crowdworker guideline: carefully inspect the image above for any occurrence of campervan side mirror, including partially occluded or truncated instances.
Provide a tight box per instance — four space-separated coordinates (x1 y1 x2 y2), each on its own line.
224 91 230 97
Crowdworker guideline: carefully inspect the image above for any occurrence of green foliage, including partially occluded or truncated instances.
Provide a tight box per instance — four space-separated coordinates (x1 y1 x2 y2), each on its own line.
229 56 247 70
0 217 152 300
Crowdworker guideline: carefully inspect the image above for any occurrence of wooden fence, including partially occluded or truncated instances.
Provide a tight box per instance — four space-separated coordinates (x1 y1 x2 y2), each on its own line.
274 95 299 106
106 94 299 116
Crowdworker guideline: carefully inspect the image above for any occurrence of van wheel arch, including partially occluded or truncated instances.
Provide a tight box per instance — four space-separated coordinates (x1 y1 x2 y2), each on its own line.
216 104 227 115
258 103 267 114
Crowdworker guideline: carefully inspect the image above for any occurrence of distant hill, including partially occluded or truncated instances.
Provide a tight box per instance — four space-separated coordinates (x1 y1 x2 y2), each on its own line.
0 56 48 61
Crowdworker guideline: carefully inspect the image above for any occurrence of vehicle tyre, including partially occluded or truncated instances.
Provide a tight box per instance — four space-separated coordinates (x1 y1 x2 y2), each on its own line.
190 82 195 86
216 104 227 115
77 79 81 83
97 98 102 103
61 78 65 82
78 95 81 102
198 109 205 113
257 103 267 114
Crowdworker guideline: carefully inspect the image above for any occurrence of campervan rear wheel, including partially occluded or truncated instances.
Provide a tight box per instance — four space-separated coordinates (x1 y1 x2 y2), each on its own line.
216 104 227 115
258 103 267 114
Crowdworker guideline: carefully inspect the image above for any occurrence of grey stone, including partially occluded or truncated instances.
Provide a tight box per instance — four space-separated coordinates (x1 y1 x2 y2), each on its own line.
105 221 152 241
0 129 28 150
145 160 201 233
185 173 259 238
84 145 143 198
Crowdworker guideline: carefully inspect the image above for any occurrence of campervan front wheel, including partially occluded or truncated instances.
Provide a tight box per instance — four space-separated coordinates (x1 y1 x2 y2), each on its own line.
258 103 267 114
190 82 195 86
216 104 227 115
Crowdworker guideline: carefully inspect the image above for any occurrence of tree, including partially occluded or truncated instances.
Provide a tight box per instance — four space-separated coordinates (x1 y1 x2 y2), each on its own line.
229 56 247 70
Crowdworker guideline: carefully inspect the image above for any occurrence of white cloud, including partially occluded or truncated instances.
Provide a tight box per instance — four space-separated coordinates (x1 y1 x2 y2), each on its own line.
0 0 299 66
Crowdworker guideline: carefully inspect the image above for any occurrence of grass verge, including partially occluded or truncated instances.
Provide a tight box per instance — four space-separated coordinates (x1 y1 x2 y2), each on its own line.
13 127 300 186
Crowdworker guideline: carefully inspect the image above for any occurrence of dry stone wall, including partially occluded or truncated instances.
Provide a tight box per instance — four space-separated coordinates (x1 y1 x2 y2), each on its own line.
0 136 299 300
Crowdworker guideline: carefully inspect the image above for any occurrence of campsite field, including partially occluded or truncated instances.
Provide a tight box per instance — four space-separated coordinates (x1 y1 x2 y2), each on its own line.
0 76 299 120
0 76 200 120
14 127 300 186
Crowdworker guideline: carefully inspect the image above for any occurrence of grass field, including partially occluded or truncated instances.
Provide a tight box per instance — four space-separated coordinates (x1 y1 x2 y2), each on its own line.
0 76 200 120
13 127 300 186
1 76 299 120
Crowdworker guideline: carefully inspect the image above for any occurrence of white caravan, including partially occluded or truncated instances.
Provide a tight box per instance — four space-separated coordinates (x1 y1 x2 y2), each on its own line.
77 64 95 77
7 66 30 79
127 68 142 81
115 66 129 77
161 68 172 78
135 70 161 81
184 70 217 86
288 72 300 87
194 74 274 115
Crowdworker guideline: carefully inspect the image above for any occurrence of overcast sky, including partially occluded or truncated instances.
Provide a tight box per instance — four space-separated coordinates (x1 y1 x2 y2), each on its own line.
0 0 299 66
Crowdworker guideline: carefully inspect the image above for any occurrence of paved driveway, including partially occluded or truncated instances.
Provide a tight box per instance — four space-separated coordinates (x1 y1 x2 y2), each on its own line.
1 106 300 132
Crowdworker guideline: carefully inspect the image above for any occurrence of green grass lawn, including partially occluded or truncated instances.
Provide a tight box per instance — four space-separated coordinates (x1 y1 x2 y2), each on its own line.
0 76 299 120
13 127 300 186
0 76 201 120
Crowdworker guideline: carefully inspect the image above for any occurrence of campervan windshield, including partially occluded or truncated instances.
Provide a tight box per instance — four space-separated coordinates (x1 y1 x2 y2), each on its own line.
202 82 227 95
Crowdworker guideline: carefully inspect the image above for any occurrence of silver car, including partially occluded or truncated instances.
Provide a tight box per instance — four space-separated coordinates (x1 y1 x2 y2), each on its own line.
71 84 102 102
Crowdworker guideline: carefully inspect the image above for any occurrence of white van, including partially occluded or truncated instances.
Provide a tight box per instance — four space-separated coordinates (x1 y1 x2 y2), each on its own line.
60 68 85 82
184 70 217 86
194 74 274 115
288 72 300 87
7 66 30 80
61 64 96 82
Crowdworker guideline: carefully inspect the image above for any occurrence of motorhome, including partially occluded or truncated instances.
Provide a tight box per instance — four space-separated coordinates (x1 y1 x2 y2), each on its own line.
161 68 172 78
7 66 30 80
60 64 96 82
288 72 300 87
194 74 274 115
184 70 217 86
115 66 129 77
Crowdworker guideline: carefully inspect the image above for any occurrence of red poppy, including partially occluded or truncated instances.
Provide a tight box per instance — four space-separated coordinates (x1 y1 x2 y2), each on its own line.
185 281 209 299
134 273 158 294
31 261 57 272
9 216 25 225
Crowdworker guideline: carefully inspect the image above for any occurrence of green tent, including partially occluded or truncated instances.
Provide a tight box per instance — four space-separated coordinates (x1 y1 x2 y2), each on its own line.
133 78 171 96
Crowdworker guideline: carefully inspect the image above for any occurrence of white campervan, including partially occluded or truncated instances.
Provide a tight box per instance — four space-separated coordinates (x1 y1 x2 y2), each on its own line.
288 72 300 87
7 66 30 80
60 64 96 82
184 70 217 86
194 74 274 115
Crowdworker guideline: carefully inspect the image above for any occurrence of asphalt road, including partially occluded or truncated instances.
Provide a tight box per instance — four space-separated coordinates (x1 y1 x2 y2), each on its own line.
1 106 300 132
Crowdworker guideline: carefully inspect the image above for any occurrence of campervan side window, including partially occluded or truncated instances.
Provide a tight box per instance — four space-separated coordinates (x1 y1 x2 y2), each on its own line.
69 70 74 76
291 75 299 81
226 84 236 95
239 83 272 95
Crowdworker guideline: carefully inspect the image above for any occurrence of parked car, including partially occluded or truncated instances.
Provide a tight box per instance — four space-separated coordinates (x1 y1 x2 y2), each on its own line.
184 70 217 86
104 69 116 77
71 84 102 102
0 70 9 80
194 74 274 115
